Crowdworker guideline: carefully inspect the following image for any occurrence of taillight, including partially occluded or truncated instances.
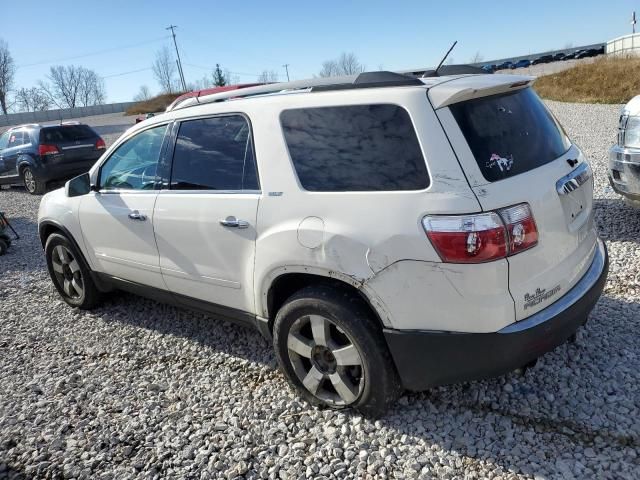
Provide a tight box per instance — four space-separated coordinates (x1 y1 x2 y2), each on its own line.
423 203 538 264
38 144 59 156
498 203 538 254
95 138 106 149
423 213 508 263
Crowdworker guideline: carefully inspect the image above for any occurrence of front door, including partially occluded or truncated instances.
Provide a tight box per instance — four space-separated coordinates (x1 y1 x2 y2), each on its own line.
79 124 170 289
153 114 260 314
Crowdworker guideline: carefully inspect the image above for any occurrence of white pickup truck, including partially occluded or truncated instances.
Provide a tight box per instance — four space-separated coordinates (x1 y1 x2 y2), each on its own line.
610 95 640 207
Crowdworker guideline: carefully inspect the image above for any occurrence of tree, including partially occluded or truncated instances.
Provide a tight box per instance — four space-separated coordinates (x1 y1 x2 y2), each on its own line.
469 51 484 63
257 70 279 83
213 64 226 87
152 46 178 93
134 85 152 102
39 65 106 108
318 52 365 77
15 87 51 112
0 39 15 114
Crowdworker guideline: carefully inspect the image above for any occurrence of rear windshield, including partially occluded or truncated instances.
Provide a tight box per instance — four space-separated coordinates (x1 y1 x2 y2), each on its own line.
281 104 429 192
40 125 96 143
449 88 571 182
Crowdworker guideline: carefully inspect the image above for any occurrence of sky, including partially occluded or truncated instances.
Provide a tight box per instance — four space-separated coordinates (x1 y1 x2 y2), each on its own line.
2 0 638 103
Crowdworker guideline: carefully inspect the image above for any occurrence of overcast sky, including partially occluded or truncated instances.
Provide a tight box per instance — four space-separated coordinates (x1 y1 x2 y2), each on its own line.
3 0 637 102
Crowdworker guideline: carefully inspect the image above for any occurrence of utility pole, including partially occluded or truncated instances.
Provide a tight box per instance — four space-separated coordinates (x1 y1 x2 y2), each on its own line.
282 64 290 82
632 11 637 34
166 25 187 91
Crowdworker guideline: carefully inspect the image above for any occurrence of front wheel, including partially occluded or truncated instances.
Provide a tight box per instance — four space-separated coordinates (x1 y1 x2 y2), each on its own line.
273 285 400 417
45 233 103 309
22 166 46 195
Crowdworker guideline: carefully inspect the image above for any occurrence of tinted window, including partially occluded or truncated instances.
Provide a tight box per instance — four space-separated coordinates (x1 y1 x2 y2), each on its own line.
99 125 167 190
281 104 429 191
170 115 259 191
40 125 96 143
449 88 571 182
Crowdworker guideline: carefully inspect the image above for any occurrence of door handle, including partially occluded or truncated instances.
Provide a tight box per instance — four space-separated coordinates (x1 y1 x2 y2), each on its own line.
220 216 249 228
128 210 147 221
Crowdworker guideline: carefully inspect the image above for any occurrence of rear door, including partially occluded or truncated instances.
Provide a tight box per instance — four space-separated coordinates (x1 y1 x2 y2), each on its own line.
40 125 101 163
153 114 260 315
436 86 597 320
0 130 26 179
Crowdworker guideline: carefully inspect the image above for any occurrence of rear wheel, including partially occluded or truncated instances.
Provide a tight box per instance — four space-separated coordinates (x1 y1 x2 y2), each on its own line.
45 233 102 309
22 166 46 195
273 285 400 417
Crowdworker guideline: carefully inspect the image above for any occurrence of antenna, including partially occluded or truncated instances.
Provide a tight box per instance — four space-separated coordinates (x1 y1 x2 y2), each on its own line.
434 41 458 75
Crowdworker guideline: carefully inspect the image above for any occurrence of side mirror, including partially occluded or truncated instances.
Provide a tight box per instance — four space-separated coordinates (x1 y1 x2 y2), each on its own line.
65 173 94 197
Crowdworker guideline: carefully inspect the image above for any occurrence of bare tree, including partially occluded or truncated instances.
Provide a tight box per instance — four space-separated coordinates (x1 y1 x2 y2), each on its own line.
469 51 484 63
134 85 152 102
318 52 365 77
152 46 178 93
318 60 339 78
0 39 16 114
15 87 51 112
257 70 279 83
39 65 106 108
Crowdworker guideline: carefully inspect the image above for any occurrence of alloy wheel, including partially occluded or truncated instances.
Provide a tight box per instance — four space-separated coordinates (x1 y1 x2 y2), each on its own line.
287 314 364 406
50 245 84 300
23 169 36 193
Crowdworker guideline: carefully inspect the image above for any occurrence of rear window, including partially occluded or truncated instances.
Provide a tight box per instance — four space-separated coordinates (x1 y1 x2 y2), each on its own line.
40 125 96 143
281 104 429 191
449 88 571 182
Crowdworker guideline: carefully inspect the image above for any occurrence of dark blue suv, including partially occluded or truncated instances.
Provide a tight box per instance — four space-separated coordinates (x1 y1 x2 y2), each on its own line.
0 123 105 194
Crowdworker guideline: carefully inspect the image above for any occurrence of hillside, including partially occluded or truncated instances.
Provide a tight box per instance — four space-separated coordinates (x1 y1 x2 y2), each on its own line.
126 92 184 115
534 56 640 104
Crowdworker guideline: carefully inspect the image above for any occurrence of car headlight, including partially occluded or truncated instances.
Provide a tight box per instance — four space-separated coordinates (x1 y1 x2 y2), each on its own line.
622 115 640 148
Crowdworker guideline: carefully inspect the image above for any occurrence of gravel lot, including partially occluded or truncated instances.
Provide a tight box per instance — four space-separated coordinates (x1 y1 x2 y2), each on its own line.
1 102 639 479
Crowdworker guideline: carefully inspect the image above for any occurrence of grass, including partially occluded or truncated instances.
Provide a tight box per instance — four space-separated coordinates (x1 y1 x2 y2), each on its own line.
534 56 640 104
125 92 185 115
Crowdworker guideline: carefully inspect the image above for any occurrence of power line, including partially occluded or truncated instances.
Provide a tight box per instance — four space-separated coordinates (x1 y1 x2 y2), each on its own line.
16 36 170 69
101 67 152 79
166 25 187 91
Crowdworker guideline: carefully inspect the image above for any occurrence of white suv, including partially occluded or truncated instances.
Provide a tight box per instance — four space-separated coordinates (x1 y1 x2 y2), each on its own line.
38 71 608 416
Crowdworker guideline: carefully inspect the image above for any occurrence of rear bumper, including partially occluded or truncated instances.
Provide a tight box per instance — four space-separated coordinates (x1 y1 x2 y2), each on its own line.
609 145 640 200
38 158 99 182
384 239 608 391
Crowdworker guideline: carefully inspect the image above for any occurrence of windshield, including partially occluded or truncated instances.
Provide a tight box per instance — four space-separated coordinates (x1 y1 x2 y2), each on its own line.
449 88 571 182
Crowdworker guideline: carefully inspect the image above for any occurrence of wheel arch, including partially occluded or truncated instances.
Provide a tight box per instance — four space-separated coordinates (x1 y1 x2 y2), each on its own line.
260 266 393 334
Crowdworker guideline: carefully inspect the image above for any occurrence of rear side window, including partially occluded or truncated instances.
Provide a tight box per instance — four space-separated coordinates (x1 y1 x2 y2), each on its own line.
40 125 96 143
449 88 571 182
281 104 429 191
170 115 259 191
7 131 25 148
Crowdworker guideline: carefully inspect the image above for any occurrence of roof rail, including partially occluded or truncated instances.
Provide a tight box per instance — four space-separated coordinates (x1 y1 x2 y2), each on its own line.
170 71 424 111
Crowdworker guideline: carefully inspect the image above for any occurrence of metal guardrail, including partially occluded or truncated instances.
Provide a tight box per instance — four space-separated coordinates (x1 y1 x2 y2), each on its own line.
607 33 640 56
0 102 136 127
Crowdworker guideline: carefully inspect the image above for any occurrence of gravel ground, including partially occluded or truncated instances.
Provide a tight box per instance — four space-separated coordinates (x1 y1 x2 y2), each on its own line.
0 101 639 479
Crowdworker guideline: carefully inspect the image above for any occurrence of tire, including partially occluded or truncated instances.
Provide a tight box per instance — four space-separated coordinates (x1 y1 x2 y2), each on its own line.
45 233 103 309
0 239 7 255
273 285 401 417
22 166 46 195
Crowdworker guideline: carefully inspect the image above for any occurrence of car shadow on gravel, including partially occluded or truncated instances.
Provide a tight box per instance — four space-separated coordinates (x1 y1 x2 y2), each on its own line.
375 294 640 477
91 291 275 368
0 215 41 275
594 198 640 243
0 463 27 480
